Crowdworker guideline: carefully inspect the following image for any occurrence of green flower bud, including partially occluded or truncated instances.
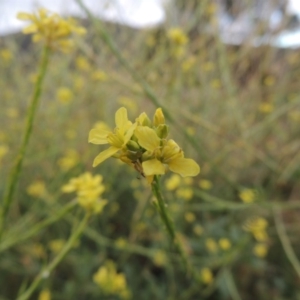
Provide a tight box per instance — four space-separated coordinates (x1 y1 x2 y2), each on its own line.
156 124 169 139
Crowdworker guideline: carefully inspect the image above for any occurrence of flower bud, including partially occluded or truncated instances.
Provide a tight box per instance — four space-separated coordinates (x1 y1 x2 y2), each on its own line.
156 124 169 139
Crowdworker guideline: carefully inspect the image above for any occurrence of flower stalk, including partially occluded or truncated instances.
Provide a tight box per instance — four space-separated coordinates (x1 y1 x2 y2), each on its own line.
0 45 51 239
151 175 192 274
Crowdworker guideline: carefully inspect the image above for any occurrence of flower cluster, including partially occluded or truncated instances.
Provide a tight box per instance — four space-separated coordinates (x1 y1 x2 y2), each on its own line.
93 260 131 299
167 28 189 58
62 172 107 214
89 107 200 183
17 8 86 52
243 217 269 258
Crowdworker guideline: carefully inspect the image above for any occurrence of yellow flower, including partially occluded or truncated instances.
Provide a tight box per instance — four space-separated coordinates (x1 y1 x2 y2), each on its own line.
89 107 136 167
167 28 189 46
17 8 86 52
165 174 181 191
153 250 167 267
219 238 231 250
27 180 46 198
93 260 131 299
243 217 269 242
91 70 108 81
48 239 65 254
253 243 268 258
135 127 200 178
184 212 196 223
0 49 13 62
57 149 79 171
56 87 73 104
75 55 91 71
38 289 51 300
259 103 274 114
89 107 200 181
176 187 193 200
239 188 256 203
193 224 204 236
205 238 218 253
199 179 212 190
62 172 107 214
200 268 213 284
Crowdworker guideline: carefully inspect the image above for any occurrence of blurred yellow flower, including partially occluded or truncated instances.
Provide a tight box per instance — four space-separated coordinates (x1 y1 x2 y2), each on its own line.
243 217 269 242
219 238 231 250
259 103 274 114
263 76 275 86
181 56 196 72
199 179 212 190
38 289 51 300
210 79 221 89
193 224 204 236
48 239 65 254
75 55 90 71
239 188 256 203
73 75 85 91
153 250 167 267
93 260 131 299
0 48 13 62
56 87 73 104
176 188 193 200
17 8 86 52
184 212 196 223
115 238 127 249
253 243 268 258
167 28 189 46
118 96 138 114
62 172 107 214
200 268 213 284
57 149 79 171
27 180 46 198
91 70 108 81
165 174 181 191
205 238 218 253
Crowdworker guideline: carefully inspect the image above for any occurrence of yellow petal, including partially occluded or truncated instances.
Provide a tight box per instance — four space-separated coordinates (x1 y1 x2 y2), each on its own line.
17 12 34 21
88 128 110 144
124 123 137 144
93 146 119 167
115 107 129 128
168 158 200 177
142 159 165 176
135 126 160 152
22 24 38 34
153 108 165 126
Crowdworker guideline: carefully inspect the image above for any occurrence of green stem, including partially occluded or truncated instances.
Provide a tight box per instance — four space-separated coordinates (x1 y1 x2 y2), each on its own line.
151 176 192 275
273 208 300 279
16 212 90 300
0 201 77 253
0 46 51 238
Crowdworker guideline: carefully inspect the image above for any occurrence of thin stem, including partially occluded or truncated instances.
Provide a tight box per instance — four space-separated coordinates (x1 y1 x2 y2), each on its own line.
151 176 193 275
16 212 90 300
0 46 51 238
0 201 77 253
273 208 300 279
